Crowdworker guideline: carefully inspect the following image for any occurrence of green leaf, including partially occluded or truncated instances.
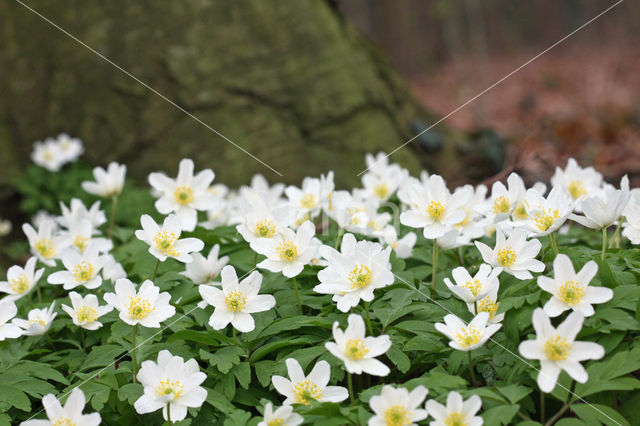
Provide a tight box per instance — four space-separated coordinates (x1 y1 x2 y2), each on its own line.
575 346 640 397
82 344 125 370
201 346 245 374
386 345 410 373
497 384 533 405
205 387 235 414
232 362 251 389
167 329 233 346
481 404 520 425
0 385 31 411
117 383 143 405
572 403 630 426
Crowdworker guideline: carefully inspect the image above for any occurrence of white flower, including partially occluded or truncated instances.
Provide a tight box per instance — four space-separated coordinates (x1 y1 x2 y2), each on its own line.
435 312 501 351
148 158 216 231
22 220 68 266
58 217 112 254
0 218 11 237
0 299 22 341
271 358 348 405
181 244 229 285
478 173 526 223
48 244 107 290
361 165 405 203
61 292 113 330
251 221 318 278
467 287 504 324
538 254 612 317
103 279 176 328
475 228 544 280
444 264 501 303
0 257 44 301
199 266 275 332
314 233 394 312
134 350 207 422
58 199 107 230
425 391 483 426
551 158 602 201
20 388 100 426
258 402 303 426
570 177 630 229
236 191 293 243
368 385 428 426
102 254 127 281
135 214 204 263
519 309 604 392
31 138 65 172
623 193 640 244
13 301 57 336
437 228 472 250
285 176 326 219
239 174 285 207
518 186 574 237
381 226 417 259
82 162 127 197
325 314 391 376
400 175 470 239
55 133 84 163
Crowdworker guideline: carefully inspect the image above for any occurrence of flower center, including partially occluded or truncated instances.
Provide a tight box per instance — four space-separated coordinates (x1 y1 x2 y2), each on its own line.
76 305 98 323
254 219 277 238
344 338 369 360
496 246 517 267
445 412 468 426
348 264 372 289
224 290 247 312
427 201 446 221
463 278 482 297
568 180 587 199
127 296 154 320
276 240 298 262
374 182 390 200
9 274 30 294
174 186 194 205
492 196 511 214
153 231 180 257
535 208 561 231
35 238 56 258
477 297 499 318
512 202 528 220
53 418 77 426
300 193 317 210
557 280 584 306
267 419 284 426
30 316 47 327
455 326 482 348
384 405 410 426
456 208 472 228
73 235 89 252
156 379 184 400
293 380 323 405
544 335 571 361
72 261 95 282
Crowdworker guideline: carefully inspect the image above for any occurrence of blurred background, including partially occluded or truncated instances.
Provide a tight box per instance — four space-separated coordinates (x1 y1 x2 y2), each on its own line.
1 0 639 195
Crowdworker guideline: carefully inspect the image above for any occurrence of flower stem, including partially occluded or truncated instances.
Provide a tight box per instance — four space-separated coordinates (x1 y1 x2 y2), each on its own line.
540 391 545 423
548 233 559 256
292 276 303 314
334 228 344 250
363 301 373 335
108 195 118 240
80 328 86 352
131 324 138 383
601 227 608 261
36 283 42 304
151 258 160 282
347 372 355 404
610 219 623 248
468 351 478 386
457 247 465 266
545 402 570 426
26 292 35 309
431 239 439 289
253 251 258 267
167 402 172 423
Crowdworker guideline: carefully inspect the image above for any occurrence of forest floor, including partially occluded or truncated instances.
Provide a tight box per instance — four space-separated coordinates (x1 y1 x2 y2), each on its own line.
409 41 640 186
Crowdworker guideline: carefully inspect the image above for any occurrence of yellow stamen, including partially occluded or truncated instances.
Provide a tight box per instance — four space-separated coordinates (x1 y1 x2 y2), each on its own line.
384 405 411 426
463 279 482 297
348 264 372 289
293 380 323 404
512 201 528 220
35 238 56 259
76 305 98 323
445 412 468 426
427 201 446 221
373 182 390 200
492 196 511 214
477 297 499 318
224 290 247 312
73 235 90 252
254 219 277 238
268 419 284 426
544 335 571 361
153 231 180 257
496 247 517 267
344 338 369 360
72 261 95 282
455 326 482 348
276 240 298 262
534 208 560 231
300 194 317 210
53 418 77 426
557 280 584 306
568 180 586 199
9 274 30 294
174 186 194 205
156 378 184 400
30 316 47 327
127 296 154 320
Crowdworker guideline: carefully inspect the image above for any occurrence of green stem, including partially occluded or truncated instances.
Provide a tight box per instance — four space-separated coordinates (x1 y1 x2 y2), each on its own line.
347 372 355 404
610 219 623 248
151 259 160 282
167 402 171 423
431 239 439 289
540 391 545 423
601 227 608 261
131 324 138 383
108 195 118 240
36 284 42 304
364 301 373 335
26 292 35 309
468 351 478 386
80 328 86 352
548 233 559 256
545 402 570 426
292 276 303 314
457 247 464 266
253 251 258 267
334 228 344 250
